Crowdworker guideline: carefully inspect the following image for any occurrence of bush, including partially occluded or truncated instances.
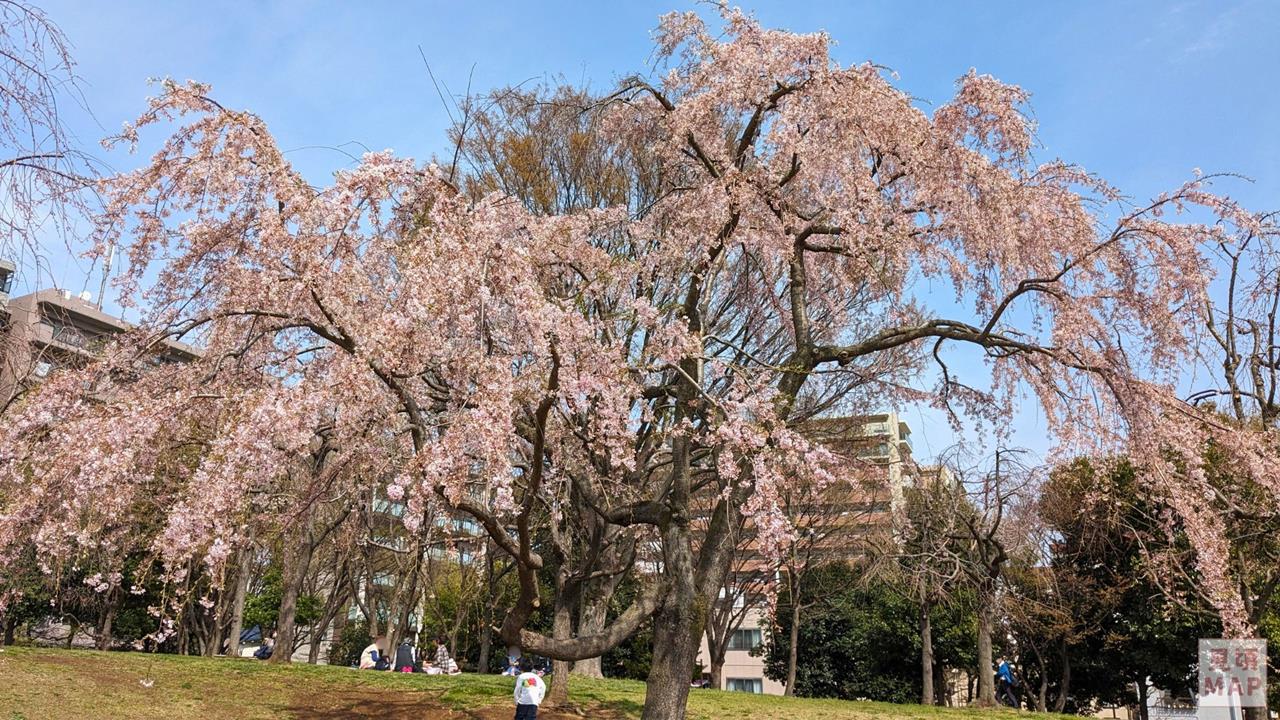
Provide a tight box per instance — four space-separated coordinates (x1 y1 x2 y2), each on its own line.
328 619 371 667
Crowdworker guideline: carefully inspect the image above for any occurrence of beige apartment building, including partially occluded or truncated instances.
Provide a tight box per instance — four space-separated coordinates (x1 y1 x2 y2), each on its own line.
697 411 919 696
0 283 197 409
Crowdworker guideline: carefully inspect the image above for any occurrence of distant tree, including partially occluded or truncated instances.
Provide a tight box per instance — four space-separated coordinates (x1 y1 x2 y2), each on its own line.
326 618 370 668
945 448 1038 706
883 466 968 705
700 509 770 691
765 563 975 703
1034 459 1218 718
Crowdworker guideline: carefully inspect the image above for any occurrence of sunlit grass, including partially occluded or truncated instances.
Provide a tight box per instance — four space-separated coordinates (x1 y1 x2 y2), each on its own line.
0 646 1051 720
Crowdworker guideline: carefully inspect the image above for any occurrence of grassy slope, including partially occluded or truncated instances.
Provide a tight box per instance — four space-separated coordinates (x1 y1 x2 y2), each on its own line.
0 646 1036 720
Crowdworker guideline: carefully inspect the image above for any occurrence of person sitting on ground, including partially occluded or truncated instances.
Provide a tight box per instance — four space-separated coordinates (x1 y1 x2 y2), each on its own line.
253 631 275 660
433 635 461 675
394 633 420 673
513 656 546 720
359 636 387 670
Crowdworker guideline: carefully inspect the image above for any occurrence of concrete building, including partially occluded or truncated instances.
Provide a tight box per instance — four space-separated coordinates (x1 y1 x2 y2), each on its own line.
0 259 14 309
696 412 921 695
0 287 197 408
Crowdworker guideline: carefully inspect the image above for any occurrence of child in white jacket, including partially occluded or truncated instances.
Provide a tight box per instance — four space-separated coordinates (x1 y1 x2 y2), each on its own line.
513 657 546 719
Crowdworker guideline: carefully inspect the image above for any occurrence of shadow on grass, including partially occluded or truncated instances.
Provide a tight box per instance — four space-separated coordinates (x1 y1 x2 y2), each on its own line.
282 692 460 719
594 697 644 718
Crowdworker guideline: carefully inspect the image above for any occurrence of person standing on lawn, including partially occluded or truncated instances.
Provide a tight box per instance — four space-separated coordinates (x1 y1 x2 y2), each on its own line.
513 656 546 719
997 657 1020 707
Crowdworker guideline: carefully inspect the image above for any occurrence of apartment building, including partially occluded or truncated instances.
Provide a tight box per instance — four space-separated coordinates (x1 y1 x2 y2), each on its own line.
0 260 14 309
696 411 919 696
0 286 198 408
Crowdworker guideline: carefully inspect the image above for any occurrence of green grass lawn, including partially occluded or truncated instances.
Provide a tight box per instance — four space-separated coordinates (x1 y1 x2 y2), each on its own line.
0 646 1035 720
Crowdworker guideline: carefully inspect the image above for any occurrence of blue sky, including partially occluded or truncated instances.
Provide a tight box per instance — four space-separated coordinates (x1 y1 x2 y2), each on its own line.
30 0 1280 461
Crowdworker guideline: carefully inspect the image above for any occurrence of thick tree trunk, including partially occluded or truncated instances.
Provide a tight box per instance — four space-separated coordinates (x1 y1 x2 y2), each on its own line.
643 601 700 719
785 599 801 696
2 615 15 646
640 520 701 720
271 532 316 664
225 547 252 657
65 616 79 649
1051 639 1070 713
706 655 727 691
571 591 610 678
920 601 935 706
546 586 573 706
97 586 121 651
477 617 492 673
1136 678 1149 720
975 602 995 706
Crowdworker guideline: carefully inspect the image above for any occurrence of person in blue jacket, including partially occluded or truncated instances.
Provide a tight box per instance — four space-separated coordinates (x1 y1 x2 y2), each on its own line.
997 657 1019 707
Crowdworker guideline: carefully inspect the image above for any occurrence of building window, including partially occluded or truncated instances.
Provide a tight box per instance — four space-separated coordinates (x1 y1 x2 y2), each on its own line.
373 497 405 517
727 628 762 651
726 678 763 694
44 319 93 350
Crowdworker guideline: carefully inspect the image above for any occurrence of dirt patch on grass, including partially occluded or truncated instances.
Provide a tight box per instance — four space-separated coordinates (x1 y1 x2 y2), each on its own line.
466 704 624 720
31 649 133 686
281 688 466 718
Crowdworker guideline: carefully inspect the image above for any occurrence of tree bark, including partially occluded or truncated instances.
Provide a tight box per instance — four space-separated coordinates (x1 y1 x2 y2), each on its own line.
307 565 350 665
478 617 493 673
640 520 701 720
546 584 574 706
2 615 15 646
202 592 219 657
96 586 121 651
920 601 935 705
934 661 948 706
643 600 700 719
785 599 801 696
225 547 252 657
385 544 423 665
307 622 324 664
709 654 724 691
1035 654 1047 712
271 529 316 664
572 590 610 678
1136 678 1149 720
478 541 496 674
1052 640 1070 713
975 601 996 706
